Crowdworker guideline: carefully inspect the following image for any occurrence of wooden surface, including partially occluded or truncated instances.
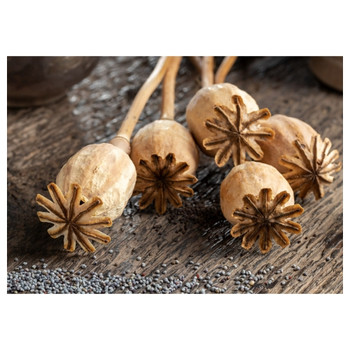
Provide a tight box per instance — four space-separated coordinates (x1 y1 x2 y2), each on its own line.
7 57 343 293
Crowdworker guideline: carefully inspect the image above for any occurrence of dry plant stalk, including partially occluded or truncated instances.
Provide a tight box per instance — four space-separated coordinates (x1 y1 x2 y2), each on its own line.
186 56 273 167
220 162 303 253
215 56 238 84
201 56 214 87
257 114 342 200
131 57 199 214
36 57 172 252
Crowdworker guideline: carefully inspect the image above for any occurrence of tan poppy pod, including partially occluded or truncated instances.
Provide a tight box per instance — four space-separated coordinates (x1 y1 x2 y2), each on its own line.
220 162 303 254
131 120 199 174
186 82 259 156
220 162 294 224
56 142 136 221
257 114 318 173
130 119 199 214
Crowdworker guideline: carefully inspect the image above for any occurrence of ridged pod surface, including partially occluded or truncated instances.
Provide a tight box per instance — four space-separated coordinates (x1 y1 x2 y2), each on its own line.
257 114 318 173
220 162 294 224
131 120 199 174
186 83 259 156
130 119 199 214
56 143 136 221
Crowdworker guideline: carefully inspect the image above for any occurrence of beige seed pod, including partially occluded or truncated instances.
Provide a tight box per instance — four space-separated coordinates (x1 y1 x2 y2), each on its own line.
131 120 199 215
186 57 274 167
56 142 136 220
220 162 294 223
257 114 342 200
36 57 173 252
257 114 318 173
36 138 137 253
131 57 199 214
186 82 259 157
220 162 303 254
131 120 199 176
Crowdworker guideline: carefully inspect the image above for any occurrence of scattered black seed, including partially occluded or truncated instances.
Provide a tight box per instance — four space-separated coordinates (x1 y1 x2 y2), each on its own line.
8 255 292 294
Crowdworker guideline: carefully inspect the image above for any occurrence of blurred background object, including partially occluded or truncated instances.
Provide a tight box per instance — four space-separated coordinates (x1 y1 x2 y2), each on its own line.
7 56 99 107
309 56 343 92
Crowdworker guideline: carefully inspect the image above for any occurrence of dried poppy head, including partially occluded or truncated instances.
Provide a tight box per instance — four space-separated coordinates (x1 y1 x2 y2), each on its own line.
257 114 342 200
280 134 342 200
36 141 137 252
220 162 303 253
55 142 137 220
186 83 274 167
130 119 199 215
257 114 318 173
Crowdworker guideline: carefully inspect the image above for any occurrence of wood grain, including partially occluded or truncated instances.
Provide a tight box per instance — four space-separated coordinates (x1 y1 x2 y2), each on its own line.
7 57 343 293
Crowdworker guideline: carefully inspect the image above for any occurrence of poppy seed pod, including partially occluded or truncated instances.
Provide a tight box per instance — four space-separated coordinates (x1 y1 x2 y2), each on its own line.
220 162 303 254
131 119 199 214
257 114 318 173
56 142 136 221
186 82 259 157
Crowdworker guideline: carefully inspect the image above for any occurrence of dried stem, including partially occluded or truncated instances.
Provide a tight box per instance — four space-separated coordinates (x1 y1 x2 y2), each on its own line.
201 56 214 87
161 57 182 120
215 56 238 84
112 56 172 153
188 56 202 73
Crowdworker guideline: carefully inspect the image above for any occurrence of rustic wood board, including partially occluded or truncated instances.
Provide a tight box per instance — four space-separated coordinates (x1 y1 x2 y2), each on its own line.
7 56 343 293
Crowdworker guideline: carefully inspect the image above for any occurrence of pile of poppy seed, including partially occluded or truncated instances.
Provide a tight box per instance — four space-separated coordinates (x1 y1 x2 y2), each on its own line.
7 256 329 294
